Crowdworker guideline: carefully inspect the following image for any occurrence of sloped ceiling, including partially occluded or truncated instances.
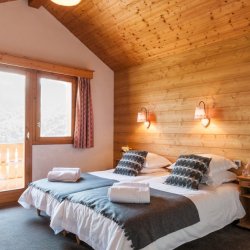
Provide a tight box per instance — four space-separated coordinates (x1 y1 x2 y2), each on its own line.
28 0 250 70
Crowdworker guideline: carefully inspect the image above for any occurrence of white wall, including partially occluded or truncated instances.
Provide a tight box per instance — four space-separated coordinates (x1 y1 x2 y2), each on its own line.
0 0 114 180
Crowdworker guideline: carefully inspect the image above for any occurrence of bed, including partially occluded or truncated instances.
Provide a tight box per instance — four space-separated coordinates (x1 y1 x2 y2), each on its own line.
18 169 168 217
50 175 245 250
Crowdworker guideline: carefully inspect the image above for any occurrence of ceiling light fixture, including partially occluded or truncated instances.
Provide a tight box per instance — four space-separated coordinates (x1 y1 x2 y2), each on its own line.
51 0 81 6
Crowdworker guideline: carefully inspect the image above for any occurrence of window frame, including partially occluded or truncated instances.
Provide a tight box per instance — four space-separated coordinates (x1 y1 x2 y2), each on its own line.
33 72 77 145
0 63 33 202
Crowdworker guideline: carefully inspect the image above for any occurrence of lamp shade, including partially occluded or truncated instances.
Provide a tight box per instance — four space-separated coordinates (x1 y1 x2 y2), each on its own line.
137 112 147 122
194 106 206 119
51 0 81 6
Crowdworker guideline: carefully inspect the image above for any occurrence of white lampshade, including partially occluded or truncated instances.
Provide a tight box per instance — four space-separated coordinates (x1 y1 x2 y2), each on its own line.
51 0 81 6
137 112 147 122
194 106 206 119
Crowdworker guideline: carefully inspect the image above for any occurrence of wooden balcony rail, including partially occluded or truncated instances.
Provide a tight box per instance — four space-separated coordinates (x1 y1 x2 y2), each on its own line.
0 143 24 180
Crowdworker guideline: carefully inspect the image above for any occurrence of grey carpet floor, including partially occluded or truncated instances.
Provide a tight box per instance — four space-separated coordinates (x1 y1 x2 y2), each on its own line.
0 204 249 250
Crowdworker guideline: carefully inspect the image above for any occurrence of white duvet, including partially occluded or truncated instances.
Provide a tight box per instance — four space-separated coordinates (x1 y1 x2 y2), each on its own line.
18 169 168 217
50 176 245 250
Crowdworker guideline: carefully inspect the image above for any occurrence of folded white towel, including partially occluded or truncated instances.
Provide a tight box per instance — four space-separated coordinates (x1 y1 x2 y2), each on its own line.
108 186 150 204
113 182 149 188
48 170 80 182
52 167 81 176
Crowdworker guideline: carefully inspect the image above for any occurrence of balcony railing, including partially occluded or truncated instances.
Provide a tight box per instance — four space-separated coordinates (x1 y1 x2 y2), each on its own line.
0 143 24 180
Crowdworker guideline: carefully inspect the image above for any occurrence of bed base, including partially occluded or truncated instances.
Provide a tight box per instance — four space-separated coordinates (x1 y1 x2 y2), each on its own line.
62 230 68 237
62 230 80 245
36 209 41 216
76 235 80 245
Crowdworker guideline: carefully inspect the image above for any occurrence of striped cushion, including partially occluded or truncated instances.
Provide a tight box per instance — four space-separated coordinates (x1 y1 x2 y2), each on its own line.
165 154 211 190
114 150 148 176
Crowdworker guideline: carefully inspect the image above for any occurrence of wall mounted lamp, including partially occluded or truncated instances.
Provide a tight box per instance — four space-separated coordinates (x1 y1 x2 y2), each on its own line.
137 107 150 129
194 101 210 127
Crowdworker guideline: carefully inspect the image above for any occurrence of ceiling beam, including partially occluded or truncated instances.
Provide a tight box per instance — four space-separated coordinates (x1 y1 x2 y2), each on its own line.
28 0 43 8
0 0 16 3
0 52 94 79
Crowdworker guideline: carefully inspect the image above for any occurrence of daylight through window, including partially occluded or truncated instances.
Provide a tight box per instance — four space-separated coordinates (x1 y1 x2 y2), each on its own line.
35 73 76 144
40 78 72 137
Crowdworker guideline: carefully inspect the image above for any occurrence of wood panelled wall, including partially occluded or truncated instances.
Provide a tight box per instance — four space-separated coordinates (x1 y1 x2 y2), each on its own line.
114 34 250 165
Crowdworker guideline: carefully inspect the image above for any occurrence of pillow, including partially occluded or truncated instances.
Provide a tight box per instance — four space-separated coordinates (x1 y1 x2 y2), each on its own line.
140 167 168 174
144 152 172 169
167 163 175 170
114 150 148 176
198 154 238 174
202 171 237 187
164 154 211 190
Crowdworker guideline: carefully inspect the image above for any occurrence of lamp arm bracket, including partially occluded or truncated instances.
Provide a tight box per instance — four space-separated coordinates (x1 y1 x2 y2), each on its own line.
140 107 148 119
198 101 206 109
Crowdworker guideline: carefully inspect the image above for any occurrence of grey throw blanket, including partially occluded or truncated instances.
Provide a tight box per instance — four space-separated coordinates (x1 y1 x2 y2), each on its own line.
67 186 200 250
29 173 117 202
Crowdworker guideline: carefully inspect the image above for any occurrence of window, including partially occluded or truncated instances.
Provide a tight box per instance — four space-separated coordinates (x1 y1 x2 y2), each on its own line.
0 66 27 192
0 52 93 146
40 78 72 137
35 73 76 144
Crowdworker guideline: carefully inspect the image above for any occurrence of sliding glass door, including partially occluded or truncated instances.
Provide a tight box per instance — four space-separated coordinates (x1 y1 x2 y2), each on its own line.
0 66 31 204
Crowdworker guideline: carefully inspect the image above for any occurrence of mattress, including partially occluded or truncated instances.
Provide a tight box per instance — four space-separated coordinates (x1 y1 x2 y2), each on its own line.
50 176 245 250
18 169 168 217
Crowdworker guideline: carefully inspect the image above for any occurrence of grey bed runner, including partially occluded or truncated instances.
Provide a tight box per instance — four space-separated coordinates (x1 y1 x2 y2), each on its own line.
29 173 117 202
67 186 200 250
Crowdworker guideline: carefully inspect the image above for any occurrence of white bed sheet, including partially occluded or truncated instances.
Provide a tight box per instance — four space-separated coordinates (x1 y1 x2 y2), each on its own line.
50 176 246 250
18 169 168 217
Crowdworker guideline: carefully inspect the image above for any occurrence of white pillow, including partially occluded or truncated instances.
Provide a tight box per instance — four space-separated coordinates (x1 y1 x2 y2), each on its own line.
198 154 238 174
144 153 172 169
140 168 168 174
202 171 237 187
167 163 175 169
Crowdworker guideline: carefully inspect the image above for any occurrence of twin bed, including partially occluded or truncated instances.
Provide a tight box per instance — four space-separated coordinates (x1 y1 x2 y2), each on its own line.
19 169 166 217
18 153 246 250
49 177 244 250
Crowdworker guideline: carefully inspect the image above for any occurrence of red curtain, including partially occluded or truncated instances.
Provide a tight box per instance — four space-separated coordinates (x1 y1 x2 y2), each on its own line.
73 77 94 148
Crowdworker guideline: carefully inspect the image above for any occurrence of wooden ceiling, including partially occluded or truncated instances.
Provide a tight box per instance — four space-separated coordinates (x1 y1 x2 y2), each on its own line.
9 1 250 70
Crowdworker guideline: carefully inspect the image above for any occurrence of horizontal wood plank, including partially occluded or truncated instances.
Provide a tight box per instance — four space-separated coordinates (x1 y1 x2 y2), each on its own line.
115 121 250 135
114 142 250 164
114 106 250 123
114 134 250 150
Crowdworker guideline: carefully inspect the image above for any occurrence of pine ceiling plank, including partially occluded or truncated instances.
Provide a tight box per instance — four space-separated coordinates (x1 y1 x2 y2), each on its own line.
76 0 233 36
81 5 249 54
42 0 250 70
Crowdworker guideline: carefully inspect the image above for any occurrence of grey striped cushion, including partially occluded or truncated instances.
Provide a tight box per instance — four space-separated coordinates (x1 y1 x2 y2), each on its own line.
114 150 148 176
165 154 211 190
